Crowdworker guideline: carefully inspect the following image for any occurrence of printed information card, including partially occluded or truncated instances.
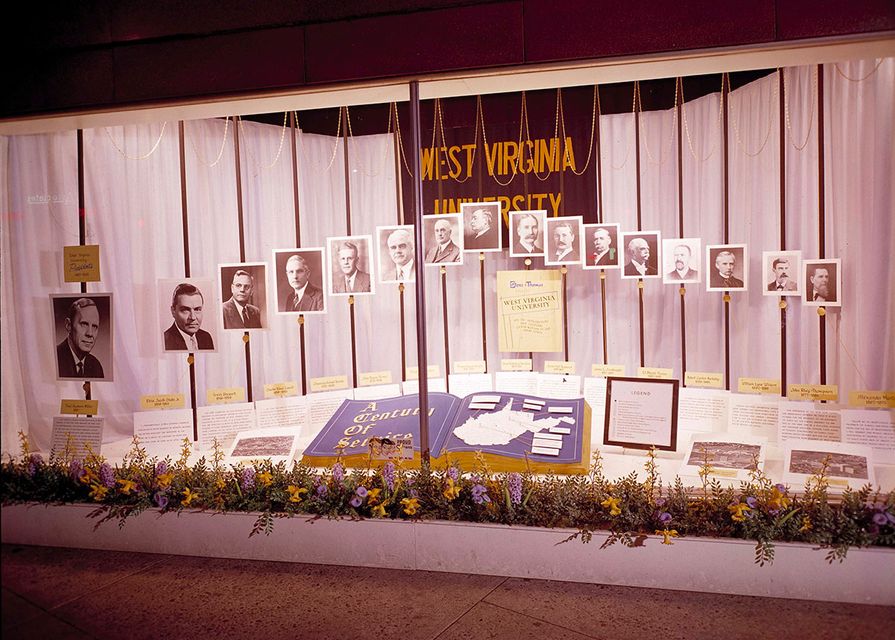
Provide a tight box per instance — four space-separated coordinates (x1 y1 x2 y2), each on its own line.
604 377 679 450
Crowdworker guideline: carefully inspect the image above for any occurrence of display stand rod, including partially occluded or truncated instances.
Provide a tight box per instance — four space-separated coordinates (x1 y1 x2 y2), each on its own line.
524 258 533 363
721 74 731 391
409 80 431 463
233 116 254 403
179 122 198 441
349 296 358 388
562 268 569 362
342 107 352 235
76 129 92 404
778 70 788 397
290 111 308 395
817 64 827 386
441 267 451 394
638 281 645 368
393 104 408 384
595 87 608 365
676 78 687 386
399 284 407 382
634 83 646 369
299 316 307 395
599 272 608 364
479 253 487 368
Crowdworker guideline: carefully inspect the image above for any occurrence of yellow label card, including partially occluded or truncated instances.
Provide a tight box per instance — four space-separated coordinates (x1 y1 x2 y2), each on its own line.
544 360 576 375
453 360 486 374
501 358 533 372
139 394 185 410
60 399 99 415
711 469 739 478
788 384 838 402
263 382 298 399
638 367 673 380
206 387 246 405
405 365 440 380
63 245 101 282
359 370 393 387
685 371 724 389
591 364 625 378
738 377 782 395
309 375 349 393
848 390 895 409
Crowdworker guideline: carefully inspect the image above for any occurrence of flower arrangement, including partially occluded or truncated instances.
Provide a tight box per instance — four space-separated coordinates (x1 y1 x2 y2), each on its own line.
2 433 893 565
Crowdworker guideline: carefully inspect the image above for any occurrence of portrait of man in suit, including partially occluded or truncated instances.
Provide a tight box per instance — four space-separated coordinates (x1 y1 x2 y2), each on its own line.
378 226 415 283
461 202 501 252
423 214 463 266
52 294 113 381
329 236 375 295
509 210 545 257
583 223 620 270
163 282 215 352
284 254 324 311
545 216 583 265
621 232 661 279
662 239 701 284
804 259 841 307
763 251 801 296
221 266 264 329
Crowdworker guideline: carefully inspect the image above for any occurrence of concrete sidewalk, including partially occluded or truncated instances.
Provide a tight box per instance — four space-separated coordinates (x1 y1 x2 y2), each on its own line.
2 544 893 639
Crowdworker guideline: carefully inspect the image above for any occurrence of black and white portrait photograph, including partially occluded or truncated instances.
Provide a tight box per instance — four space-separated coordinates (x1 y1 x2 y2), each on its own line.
662 237 701 284
762 250 802 297
619 230 662 279
51 293 114 382
157 278 217 353
376 225 416 284
582 223 621 270
461 201 502 252
508 210 546 258
706 244 748 292
544 216 584 266
273 248 327 314
423 213 464 266
803 259 841 307
218 262 268 330
327 235 375 296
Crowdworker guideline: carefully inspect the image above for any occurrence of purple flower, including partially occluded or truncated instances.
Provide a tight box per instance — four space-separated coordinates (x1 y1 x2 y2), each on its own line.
775 483 786 493
332 463 344 485
355 486 368 498
383 462 395 491
507 473 522 506
156 460 168 475
240 467 256 491
316 484 328 496
350 496 363 508
154 492 169 509
658 511 672 524
746 496 758 509
872 512 888 526
69 459 84 481
447 466 459 482
887 513 895 525
99 463 116 488
471 483 490 505
655 497 666 507
26 454 43 478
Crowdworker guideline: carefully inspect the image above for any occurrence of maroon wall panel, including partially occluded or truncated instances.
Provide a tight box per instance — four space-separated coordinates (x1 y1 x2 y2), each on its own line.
776 0 895 39
5 50 114 116
522 0 777 63
113 27 305 103
14 0 112 52
304 2 524 84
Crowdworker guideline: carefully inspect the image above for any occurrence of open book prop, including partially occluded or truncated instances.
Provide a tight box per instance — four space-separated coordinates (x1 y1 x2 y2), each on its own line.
302 392 592 473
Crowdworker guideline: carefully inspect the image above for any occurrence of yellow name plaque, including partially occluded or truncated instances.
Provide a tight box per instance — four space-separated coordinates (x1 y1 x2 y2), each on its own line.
453 360 487 374
501 358 532 372
63 244 101 282
787 384 838 402
684 371 724 389
359 370 393 387
591 364 625 378
263 382 298 399
309 375 349 393
638 367 674 380
139 394 185 410
405 365 440 380
544 360 576 375
60 399 99 415
738 377 781 395
848 390 895 409
206 387 245 405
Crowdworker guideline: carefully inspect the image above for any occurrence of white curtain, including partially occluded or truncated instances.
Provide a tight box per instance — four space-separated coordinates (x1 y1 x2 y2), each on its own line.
2 60 893 454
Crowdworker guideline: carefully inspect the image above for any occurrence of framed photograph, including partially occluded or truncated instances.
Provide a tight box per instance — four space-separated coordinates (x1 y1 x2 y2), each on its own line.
582 222 621 270
218 262 268 330
376 225 416 284
509 210 546 258
662 237 702 284
603 377 679 451
681 432 767 481
461 202 502 253
226 427 300 466
544 215 584 266
157 277 218 353
273 248 327 314
327 235 376 296
803 258 841 307
762 250 802 297
783 440 874 490
423 213 464 266
706 244 748 292
51 292 114 382
619 230 662 279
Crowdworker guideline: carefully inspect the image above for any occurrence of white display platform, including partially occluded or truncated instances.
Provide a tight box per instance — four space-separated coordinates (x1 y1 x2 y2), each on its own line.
3 503 893 606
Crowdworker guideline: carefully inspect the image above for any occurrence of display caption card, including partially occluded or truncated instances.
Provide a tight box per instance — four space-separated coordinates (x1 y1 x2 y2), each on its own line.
453 360 486 374
307 388 355 435
591 364 625 378
728 393 780 441
684 371 724 389
133 408 193 456
51 416 104 457
401 377 448 395
359 370 393 387
254 396 308 433
353 383 402 400
63 244 100 282
848 390 895 409
496 269 563 353
309 375 348 393
140 394 185 411
60 399 99 415
637 367 673 380
206 387 246 405
778 402 841 443
604 377 679 450
582 377 608 447
405 365 441 380
501 358 532 372
677 387 730 433
783 439 875 491
536 373 582 399
263 381 298 399
788 384 838 402
842 409 895 463
196 402 256 450
448 373 493 398
494 371 539 395
738 377 781 395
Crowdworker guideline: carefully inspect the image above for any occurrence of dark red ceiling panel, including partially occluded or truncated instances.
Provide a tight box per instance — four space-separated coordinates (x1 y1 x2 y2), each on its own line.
305 2 524 84
776 0 895 39
522 0 777 63
112 27 305 103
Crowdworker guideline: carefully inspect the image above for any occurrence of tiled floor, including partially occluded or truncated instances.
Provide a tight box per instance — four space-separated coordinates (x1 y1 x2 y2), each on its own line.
2 544 893 639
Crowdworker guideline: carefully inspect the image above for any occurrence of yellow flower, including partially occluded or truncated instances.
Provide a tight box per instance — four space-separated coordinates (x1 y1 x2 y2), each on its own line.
80 469 97 485
287 485 308 503
401 497 420 515
89 483 108 501
729 502 751 522
366 488 381 505
800 515 812 533
117 478 137 495
215 478 227 490
257 471 273 487
181 487 196 507
156 472 174 489
371 503 387 518
655 528 679 545
443 478 461 501
601 496 621 517
768 486 790 511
